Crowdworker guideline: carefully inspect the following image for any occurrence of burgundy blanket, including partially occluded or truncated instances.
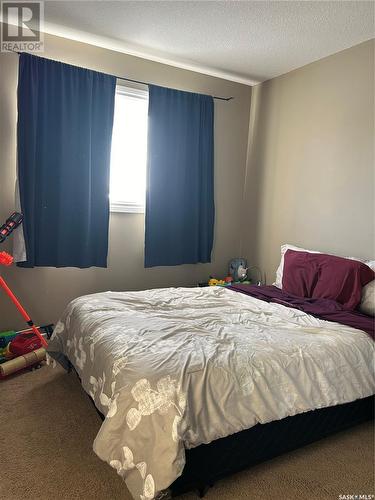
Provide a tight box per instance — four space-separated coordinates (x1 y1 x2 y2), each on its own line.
229 284 374 340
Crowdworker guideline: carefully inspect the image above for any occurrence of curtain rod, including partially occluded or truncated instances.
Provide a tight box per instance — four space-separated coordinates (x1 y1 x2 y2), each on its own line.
12 51 234 102
114 75 233 101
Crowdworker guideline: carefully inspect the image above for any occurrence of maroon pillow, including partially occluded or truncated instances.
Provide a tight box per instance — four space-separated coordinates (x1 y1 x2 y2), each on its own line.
311 253 374 310
282 250 319 297
282 250 375 310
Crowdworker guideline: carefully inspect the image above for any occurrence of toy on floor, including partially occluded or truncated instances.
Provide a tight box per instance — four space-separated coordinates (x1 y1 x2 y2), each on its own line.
229 258 263 285
0 330 18 348
0 347 46 378
0 330 42 363
208 278 226 286
0 212 47 348
0 324 53 377
229 258 248 282
208 258 252 286
208 276 246 286
0 325 53 364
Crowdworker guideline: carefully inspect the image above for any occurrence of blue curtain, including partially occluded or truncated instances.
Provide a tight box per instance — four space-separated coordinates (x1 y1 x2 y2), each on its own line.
17 53 116 268
145 85 214 267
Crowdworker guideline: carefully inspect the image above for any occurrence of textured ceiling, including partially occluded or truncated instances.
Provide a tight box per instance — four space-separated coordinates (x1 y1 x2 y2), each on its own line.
42 1 375 85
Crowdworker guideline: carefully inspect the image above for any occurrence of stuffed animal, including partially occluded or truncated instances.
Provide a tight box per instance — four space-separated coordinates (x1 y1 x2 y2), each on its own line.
229 258 248 282
237 265 248 281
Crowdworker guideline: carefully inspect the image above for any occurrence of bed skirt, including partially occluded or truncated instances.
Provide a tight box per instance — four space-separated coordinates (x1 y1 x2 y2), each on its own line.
169 395 374 497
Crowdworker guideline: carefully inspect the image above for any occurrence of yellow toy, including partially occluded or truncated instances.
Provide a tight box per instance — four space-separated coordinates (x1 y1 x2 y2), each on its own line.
0 343 14 361
208 278 226 286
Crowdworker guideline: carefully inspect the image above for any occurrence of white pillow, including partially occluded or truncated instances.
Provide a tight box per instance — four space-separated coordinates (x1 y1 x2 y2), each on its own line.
359 260 375 316
364 260 375 272
274 244 322 289
359 281 375 316
274 243 373 290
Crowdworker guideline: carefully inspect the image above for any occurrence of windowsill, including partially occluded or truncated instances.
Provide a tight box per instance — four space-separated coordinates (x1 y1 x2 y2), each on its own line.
110 202 145 214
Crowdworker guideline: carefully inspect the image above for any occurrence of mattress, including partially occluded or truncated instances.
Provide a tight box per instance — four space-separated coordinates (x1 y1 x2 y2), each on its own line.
47 286 375 500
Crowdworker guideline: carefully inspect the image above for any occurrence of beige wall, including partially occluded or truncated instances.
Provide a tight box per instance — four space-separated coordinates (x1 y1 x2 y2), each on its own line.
0 31 251 330
1 33 373 331
243 40 375 284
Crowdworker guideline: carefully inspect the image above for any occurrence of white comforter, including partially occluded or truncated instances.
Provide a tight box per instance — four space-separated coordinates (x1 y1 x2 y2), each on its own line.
48 286 375 500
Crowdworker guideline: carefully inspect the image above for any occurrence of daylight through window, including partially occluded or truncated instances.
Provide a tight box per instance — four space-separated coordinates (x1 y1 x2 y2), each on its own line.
110 85 148 213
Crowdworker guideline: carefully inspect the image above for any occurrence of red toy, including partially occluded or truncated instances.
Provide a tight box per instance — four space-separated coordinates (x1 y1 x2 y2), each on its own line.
0 251 13 266
9 331 43 356
0 212 24 243
0 212 47 347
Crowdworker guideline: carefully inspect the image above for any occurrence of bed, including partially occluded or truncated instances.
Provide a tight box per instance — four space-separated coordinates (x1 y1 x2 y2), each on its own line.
48 282 375 500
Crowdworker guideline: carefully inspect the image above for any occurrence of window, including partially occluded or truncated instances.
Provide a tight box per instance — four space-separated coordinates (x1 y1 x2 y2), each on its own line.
110 85 149 213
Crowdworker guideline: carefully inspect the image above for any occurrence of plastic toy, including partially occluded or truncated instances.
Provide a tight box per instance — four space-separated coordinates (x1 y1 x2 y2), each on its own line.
0 212 24 243
0 251 13 266
0 330 18 348
0 347 46 378
208 278 233 287
9 331 43 356
0 325 53 365
229 258 248 282
208 278 226 286
0 212 47 347
0 343 14 362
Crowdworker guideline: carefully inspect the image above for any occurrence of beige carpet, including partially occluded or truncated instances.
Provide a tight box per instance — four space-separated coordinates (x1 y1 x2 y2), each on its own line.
1 364 374 500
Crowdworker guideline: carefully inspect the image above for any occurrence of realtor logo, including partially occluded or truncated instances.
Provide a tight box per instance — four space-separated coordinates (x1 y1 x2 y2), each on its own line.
1 1 44 52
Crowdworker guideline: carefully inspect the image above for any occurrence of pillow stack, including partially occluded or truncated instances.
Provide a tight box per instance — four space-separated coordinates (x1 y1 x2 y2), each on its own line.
274 244 375 315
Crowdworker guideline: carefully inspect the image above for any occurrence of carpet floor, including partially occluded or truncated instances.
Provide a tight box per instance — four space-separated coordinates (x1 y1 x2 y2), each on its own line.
1 364 374 500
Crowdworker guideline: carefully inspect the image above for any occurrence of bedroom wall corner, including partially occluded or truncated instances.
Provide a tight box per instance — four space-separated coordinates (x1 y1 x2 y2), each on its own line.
242 39 375 284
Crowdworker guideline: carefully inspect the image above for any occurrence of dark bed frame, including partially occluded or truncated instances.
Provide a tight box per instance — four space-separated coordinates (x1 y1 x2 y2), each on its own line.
170 395 373 497
71 357 372 498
